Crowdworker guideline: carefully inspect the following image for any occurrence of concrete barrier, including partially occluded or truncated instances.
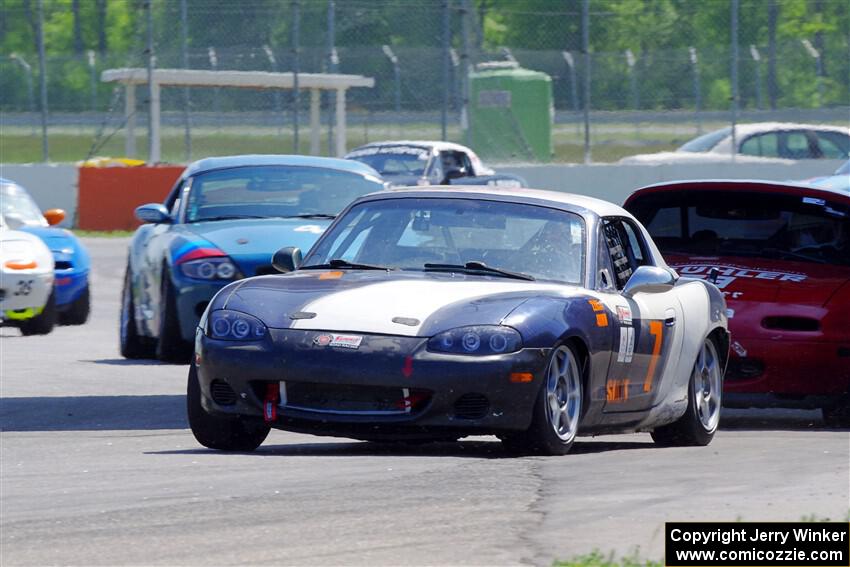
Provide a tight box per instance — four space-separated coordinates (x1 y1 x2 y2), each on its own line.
499 159 844 205
77 166 184 231
1 159 843 229
0 164 78 227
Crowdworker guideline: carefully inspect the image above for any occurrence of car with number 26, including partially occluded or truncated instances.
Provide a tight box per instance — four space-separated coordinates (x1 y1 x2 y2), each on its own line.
188 186 729 455
121 155 385 362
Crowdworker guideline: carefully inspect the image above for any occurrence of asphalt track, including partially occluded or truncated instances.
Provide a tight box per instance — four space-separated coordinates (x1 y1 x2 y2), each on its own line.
1 237 848 566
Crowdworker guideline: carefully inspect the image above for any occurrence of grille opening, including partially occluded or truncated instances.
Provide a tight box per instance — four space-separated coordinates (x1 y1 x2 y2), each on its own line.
453 393 490 420
194 301 209 317
277 382 431 415
762 316 820 332
210 380 238 405
726 358 765 380
54 261 73 270
255 265 279 276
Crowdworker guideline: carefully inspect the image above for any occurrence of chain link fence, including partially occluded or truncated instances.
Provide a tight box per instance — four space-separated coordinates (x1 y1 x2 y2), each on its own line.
1 0 847 163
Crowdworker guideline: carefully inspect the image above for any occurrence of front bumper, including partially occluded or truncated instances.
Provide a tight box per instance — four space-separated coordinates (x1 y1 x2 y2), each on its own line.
725 338 850 398
196 328 550 438
0 271 53 317
174 279 231 342
54 269 88 309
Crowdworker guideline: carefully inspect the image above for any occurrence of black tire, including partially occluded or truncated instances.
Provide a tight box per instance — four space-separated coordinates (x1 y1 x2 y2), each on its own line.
60 285 90 325
120 268 155 359
651 337 722 447
155 267 192 363
19 287 57 336
187 363 270 451
822 398 850 428
500 343 583 456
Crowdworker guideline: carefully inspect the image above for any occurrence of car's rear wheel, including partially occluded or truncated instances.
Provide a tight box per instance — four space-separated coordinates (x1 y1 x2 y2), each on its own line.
60 285 90 325
187 363 270 451
821 397 850 428
501 344 582 456
155 267 192 363
120 268 155 359
651 337 722 446
19 287 57 336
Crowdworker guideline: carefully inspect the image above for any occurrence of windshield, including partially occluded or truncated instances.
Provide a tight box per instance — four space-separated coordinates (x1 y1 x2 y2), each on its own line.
678 127 732 153
184 166 384 223
631 190 850 266
346 146 432 176
0 183 46 225
836 160 850 175
303 197 585 283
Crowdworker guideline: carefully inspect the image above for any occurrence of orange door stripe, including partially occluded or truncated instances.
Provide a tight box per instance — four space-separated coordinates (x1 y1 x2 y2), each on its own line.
643 321 664 392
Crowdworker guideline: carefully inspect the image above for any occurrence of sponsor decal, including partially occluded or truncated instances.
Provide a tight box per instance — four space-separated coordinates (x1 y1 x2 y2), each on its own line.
617 305 633 325
172 240 226 265
318 271 343 280
617 326 635 363
802 196 826 206
346 145 430 160
673 264 807 290
606 379 630 402
313 333 363 349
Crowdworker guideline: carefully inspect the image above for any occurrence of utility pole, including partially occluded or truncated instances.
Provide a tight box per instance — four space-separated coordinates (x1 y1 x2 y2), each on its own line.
582 0 591 164
180 0 192 161
36 0 49 161
291 0 300 153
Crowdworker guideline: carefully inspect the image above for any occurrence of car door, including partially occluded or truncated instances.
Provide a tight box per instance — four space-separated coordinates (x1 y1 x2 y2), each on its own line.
598 217 683 412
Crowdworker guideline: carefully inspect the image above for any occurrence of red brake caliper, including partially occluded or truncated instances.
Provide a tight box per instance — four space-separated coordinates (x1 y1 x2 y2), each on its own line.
263 383 279 423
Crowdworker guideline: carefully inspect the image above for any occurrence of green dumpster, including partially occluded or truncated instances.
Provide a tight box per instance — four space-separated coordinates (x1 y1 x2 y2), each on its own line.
469 66 553 162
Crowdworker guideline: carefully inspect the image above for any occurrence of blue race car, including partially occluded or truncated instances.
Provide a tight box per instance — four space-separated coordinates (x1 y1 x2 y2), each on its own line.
804 160 850 193
121 155 385 362
0 179 91 325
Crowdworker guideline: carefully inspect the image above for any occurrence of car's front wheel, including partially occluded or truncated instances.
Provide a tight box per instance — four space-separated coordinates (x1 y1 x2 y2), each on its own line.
501 343 583 456
651 337 722 446
60 284 90 325
120 268 155 359
155 267 192 363
187 363 270 451
19 287 57 336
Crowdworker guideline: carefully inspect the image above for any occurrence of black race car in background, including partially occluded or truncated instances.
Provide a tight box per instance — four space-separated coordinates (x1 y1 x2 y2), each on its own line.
345 141 526 188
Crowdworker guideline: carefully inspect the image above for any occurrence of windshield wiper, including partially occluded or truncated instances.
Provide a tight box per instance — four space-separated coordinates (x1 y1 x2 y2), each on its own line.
423 261 535 281
283 213 337 220
761 247 828 265
301 258 394 271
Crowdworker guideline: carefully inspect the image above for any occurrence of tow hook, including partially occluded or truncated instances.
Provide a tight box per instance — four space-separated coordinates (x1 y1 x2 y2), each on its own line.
263 383 279 423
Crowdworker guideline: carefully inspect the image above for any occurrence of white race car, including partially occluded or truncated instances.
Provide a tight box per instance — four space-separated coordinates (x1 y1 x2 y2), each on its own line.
0 215 56 334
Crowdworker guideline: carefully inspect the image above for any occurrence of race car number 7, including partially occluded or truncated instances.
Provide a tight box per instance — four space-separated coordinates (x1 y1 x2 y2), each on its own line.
643 321 663 392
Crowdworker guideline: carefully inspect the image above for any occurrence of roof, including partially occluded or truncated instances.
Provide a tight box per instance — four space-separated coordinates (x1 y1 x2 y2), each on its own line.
180 154 381 179
721 122 850 137
357 184 633 219
346 140 476 154
626 179 850 204
101 68 374 90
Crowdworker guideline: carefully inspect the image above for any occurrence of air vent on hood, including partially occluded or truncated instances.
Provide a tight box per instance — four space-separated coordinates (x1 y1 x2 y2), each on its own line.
762 316 820 332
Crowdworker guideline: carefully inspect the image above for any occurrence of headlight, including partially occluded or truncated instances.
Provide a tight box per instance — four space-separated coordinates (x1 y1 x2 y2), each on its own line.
207 310 267 341
428 325 522 355
180 257 240 280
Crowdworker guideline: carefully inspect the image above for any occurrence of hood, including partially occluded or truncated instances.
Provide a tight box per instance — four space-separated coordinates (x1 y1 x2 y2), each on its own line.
217 270 573 337
181 218 331 261
666 253 850 306
17 226 76 252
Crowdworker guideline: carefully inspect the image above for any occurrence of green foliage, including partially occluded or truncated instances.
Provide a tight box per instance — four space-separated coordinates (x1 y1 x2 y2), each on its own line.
553 550 662 567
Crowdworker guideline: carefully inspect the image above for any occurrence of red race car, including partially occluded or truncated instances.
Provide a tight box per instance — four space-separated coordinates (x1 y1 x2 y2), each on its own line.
625 181 850 426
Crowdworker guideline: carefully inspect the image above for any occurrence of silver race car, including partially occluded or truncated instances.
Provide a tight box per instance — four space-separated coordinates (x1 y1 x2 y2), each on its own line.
189 186 729 455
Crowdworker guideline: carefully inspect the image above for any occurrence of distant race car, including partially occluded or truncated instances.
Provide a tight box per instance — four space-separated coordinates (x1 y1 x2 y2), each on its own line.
0 179 90 325
619 123 850 164
625 180 850 427
188 186 729 455
345 141 526 188
804 160 850 193
121 155 385 362
0 214 56 335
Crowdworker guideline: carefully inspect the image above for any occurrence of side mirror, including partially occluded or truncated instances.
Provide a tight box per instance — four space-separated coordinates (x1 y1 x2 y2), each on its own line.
623 266 677 297
135 203 171 224
272 246 302 273
43 208 66 226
